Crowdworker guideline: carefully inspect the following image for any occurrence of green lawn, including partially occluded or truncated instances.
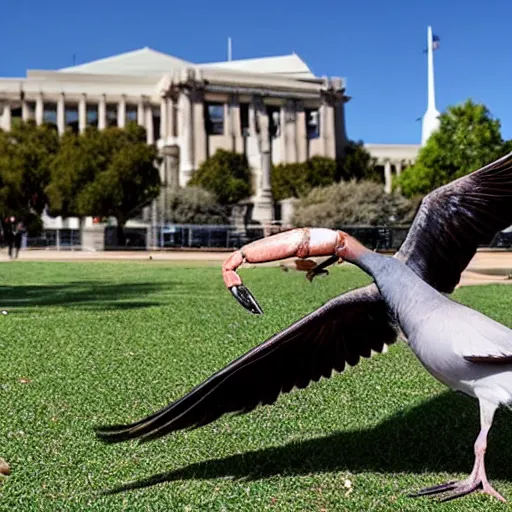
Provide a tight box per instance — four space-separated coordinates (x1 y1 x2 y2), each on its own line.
0 261 512 511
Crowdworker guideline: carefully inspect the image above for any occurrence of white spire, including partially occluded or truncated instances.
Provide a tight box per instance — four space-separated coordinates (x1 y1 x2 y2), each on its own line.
227 37 232 61
421 26 441 145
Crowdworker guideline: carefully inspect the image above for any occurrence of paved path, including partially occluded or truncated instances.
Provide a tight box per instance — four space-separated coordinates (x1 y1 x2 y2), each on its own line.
2 248 512 288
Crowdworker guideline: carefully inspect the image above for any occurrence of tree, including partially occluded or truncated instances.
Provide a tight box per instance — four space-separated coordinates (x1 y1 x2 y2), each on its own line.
47 123 160 245
0 121 59 227
292 180 417 228
76 126 160 246
165 187 227 224
398 99 507 197
336 140 380 183
188 149 252 206
46 127 106 219
271 156 336 202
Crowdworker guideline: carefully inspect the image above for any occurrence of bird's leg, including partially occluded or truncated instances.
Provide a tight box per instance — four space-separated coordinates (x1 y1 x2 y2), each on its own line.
409 400 505 503
222 228 343 314
296 254 340 282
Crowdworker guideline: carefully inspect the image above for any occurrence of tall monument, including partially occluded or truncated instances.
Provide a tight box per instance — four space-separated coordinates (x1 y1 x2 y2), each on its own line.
421 26 441 145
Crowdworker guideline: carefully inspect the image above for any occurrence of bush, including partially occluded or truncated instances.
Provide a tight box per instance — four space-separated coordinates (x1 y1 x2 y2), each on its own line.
188 149 252 205
271 156 336 202
292 180 418 228
166 187 228 224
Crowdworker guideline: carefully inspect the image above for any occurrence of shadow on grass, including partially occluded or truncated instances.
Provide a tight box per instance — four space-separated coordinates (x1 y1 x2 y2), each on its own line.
104 391 512 495
0 281 181 311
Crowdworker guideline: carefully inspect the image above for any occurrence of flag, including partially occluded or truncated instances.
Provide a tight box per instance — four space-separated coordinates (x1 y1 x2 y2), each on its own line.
423 33 441 53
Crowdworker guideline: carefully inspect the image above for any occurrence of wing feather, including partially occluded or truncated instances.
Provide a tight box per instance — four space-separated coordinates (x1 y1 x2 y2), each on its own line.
396 151 512 293
96 284 398 443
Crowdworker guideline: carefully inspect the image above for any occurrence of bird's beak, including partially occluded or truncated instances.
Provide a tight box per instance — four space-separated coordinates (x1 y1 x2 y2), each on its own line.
229 285 263 315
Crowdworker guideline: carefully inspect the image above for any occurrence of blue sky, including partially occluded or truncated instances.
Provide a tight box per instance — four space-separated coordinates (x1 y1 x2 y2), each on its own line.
2 0 511 144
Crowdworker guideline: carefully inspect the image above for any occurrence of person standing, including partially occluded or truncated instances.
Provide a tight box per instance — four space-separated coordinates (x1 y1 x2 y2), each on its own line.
13 220 25 259
3 217 15 259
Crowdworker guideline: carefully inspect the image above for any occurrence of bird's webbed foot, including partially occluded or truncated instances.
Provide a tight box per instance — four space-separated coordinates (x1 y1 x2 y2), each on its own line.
409 476 506 503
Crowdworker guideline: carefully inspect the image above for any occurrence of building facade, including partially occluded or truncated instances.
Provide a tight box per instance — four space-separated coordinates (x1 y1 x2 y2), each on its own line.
0 47 350 228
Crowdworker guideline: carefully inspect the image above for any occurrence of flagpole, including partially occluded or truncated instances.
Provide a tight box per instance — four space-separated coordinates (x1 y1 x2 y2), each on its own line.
228 37 232 61
427 26 436 112
421 26 441 145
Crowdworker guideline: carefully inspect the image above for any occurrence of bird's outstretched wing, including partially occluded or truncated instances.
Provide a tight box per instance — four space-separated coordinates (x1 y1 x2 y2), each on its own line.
96 284 398 443
396 151 512 293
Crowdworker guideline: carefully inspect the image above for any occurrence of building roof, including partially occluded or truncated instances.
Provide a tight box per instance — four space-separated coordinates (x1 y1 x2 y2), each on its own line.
58 47 193 75
200 53 315 79
57 47 316 79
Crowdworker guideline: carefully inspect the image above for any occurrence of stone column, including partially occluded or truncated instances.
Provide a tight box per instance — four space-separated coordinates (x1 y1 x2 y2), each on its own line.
117 95 126 128
35 94 44 125
178 90 194 185
145 104 154 144
230 95 242 152
167 97 174 138
78 94 87 134
193 90 206 167
251 97 273 224
98 95 106 130
0 102 11 131
165 144 180 192
395 161 402 178
321 100 336 159
394 161 402 192
295 101 307 162
57 93 66 135
22 99 33 122
137 97 145 127
384 160 392 194
160 97 168 140
284 100 297 163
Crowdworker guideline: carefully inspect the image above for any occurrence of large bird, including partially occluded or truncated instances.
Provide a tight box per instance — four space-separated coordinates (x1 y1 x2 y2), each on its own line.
96 152 512 502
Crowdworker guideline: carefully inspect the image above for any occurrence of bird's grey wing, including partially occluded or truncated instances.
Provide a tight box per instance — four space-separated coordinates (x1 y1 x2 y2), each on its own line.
396 151 512 294
96 284 398 443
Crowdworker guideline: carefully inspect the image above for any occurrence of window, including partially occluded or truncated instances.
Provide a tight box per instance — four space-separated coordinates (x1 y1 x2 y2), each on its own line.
65 104 79 133
305 108 320 139
106 103 117 127
87 105 98 127
240 103 250 136
43 103 57 126
205 102 224 135
126 105 137 123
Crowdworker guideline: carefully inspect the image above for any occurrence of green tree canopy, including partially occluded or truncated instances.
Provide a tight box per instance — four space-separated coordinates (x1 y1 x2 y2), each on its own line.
398 99 507 197
0 121 59 224
271 156 336 202
293 180 418 228
336 140 380 183
46 127 107 218
188 149 252 205
75 124 160 245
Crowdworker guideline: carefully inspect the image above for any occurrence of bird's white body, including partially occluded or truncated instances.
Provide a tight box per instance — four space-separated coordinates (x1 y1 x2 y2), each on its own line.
362 253 512 409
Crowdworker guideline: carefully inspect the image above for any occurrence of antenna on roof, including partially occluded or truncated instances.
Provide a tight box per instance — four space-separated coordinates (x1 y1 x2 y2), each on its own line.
227 37 232 61
72 54 76 66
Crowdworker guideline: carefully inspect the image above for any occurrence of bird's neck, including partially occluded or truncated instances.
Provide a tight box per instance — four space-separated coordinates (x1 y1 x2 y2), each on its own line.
349 249 388 278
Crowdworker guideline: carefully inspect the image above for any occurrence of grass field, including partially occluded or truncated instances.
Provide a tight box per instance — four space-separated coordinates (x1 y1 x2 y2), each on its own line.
1 260 512 511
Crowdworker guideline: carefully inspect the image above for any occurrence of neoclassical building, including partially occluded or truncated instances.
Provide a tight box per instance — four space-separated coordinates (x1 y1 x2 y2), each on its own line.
0 47 350 228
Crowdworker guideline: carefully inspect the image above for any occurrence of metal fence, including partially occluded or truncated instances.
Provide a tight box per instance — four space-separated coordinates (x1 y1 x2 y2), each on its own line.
16 224 512 251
